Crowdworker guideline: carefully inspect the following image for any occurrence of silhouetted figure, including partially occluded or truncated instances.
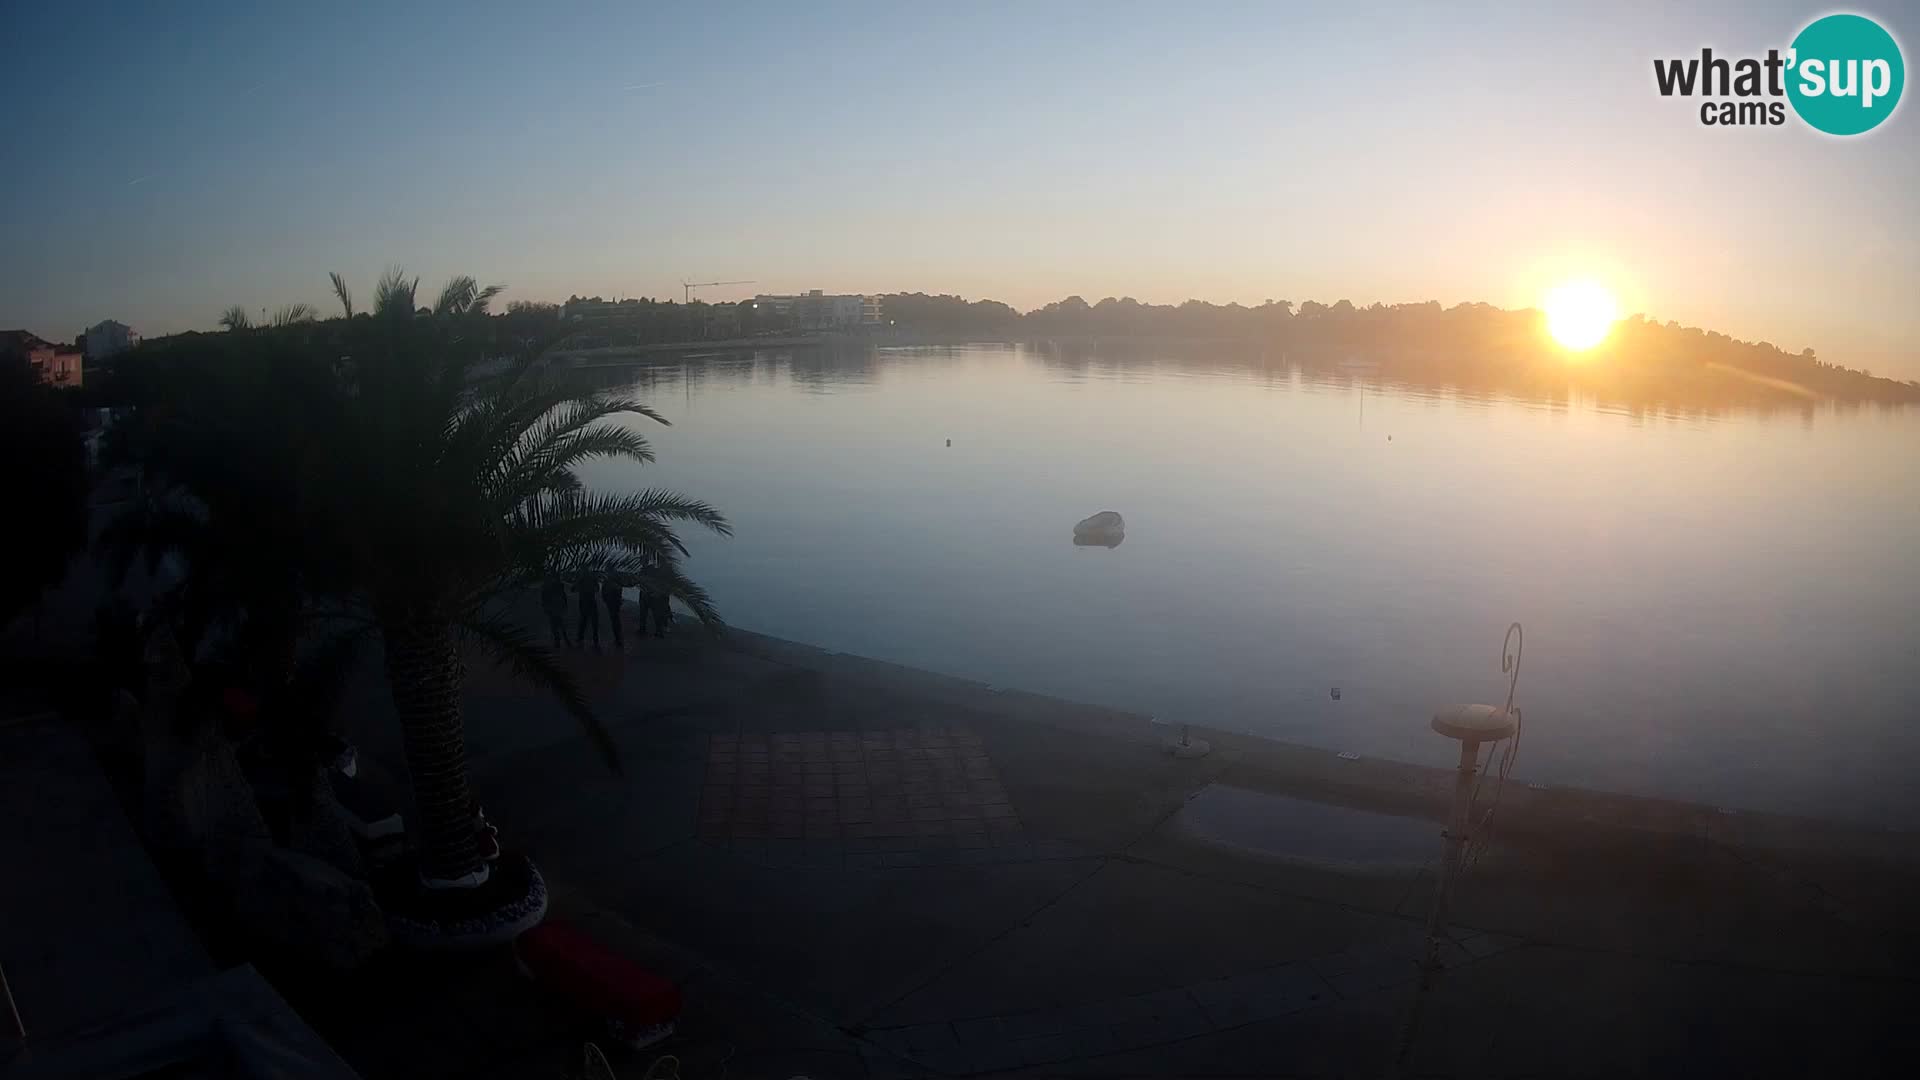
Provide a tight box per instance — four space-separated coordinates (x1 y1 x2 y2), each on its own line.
648 591 674 637
638 561 674 638
601 574 626 651
574 569 600 651
541 576 571 648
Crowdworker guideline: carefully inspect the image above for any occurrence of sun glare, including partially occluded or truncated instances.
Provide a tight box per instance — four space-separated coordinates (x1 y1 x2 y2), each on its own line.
1543 280 1619 351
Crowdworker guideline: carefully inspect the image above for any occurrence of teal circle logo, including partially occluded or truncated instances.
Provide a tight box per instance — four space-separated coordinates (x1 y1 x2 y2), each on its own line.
1787 13 1905 135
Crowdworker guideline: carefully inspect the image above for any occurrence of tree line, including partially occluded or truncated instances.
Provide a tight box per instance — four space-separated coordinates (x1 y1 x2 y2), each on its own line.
91 284 1918 408
874 292 1920 405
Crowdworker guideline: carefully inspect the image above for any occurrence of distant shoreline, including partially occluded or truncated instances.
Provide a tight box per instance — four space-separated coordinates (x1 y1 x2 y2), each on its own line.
548 334 1920 408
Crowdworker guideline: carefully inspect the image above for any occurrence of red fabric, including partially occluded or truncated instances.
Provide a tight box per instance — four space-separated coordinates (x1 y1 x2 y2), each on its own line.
516 920 682 1026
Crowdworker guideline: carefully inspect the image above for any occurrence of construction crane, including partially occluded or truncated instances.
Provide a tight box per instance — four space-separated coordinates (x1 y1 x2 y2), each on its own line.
682 279 755 304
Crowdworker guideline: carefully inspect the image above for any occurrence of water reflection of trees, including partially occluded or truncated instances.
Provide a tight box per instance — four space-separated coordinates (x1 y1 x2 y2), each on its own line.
882 293 1919 413
523 291 1917 416
557 337 1910 422
558 344 979 398
1021 335 1911 420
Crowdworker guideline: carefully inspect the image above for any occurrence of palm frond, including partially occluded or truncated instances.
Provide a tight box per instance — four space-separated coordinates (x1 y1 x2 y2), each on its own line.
458 611 622 774
374 266 419 318
442 376 581 475
483 395 667 506
625 555 725 630
523 488 730 537
611 395 669 427
615 488 732 536
433 275 508 316
540 425 657 477
435 275 477 316
469 283 505 315
272 303 316 327
447 365 600 466
528 528 686 585
219 305 253 332
497 489 729 599
329 272 354 319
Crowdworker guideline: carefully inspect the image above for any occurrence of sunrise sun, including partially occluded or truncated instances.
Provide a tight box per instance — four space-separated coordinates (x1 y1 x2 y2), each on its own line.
1543 280 1620 351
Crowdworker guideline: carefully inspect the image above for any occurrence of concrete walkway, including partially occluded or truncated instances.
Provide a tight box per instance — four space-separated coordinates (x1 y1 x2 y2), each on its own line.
360 629 1920 1078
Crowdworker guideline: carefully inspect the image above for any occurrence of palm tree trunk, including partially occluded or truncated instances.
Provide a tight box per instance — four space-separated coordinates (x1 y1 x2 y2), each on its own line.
383 619 481 884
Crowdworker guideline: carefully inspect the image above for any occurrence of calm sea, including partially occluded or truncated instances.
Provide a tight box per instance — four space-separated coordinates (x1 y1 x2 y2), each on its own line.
580 344 1920 826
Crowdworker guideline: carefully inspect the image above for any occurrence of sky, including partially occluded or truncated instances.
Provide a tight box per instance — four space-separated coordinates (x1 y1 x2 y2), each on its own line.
3 1 1917 376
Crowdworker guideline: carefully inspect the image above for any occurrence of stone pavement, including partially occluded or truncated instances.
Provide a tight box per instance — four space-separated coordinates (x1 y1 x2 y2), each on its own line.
0 714 212 1048
696 727 1034 861
0 714 363 1078
349 627 1920 1077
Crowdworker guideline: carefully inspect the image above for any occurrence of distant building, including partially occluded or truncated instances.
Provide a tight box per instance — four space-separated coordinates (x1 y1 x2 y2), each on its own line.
85 319 138 361
561 298 631 321
753 290 880 330
0 329 85 388
46 344 83 387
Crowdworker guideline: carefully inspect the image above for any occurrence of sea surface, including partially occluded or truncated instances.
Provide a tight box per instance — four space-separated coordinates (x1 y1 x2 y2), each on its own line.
579 343 1920 826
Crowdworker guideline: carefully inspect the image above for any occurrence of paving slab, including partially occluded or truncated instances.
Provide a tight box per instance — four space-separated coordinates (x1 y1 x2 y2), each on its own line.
547 834 1102 1023
865 858 1389 1028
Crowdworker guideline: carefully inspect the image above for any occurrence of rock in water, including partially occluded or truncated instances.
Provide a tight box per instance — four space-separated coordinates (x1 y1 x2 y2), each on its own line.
1073 510 1125 543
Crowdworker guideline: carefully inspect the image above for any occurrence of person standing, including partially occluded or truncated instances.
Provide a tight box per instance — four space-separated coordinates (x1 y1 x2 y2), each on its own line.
573 568 601 652
541 576 571 648
650 587 674 638
601 573 627 652
639 560 675 639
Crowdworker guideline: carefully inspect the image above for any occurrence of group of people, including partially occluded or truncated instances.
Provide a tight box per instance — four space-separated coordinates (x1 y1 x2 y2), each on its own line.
540 568 672 652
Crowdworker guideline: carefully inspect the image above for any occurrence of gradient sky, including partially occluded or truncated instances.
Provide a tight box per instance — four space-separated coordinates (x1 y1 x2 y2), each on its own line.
3 1 1916 376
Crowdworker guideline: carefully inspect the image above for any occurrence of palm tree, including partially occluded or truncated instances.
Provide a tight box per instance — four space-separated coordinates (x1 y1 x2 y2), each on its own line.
330 272 355 319
322 287 729 895
273 303 317 326
120 271 724 931
372 266 419 318
433 274 505 317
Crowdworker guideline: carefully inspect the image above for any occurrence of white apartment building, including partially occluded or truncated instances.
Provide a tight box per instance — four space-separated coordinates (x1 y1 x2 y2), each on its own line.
752 290 879 329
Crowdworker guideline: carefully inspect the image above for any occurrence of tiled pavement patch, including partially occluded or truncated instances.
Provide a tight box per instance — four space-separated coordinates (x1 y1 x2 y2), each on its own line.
698 727 1030 862
861 926 1523 1075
